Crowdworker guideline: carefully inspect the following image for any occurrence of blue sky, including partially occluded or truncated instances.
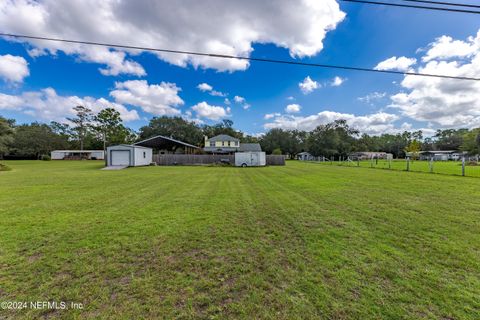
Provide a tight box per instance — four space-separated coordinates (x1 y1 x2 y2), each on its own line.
0 0 479 136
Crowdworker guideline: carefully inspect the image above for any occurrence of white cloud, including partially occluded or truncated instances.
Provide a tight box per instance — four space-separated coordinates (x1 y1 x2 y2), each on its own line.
264 111 400 135
299 76 320 94
388 29 480 128
234 96 246 104
264 113 281 120
0 88 139 122
191 101 230 120
287 96 295 101
110 80 184 116
422 34 479 62
358 92 387 104
0 54 29 83
233 95 251 109
331 76 345 86
210 90 227 97
375 56 417 72
224 98 231 105
197 83 213 92
285 103 301 113
0 0 345 73
197 83 227 97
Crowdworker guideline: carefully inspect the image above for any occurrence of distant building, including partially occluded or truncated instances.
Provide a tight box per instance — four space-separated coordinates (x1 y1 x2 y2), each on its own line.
297 152 315 161
134 135 199 154
410 150 467 161
51 150 104 160
349 152 392 160
203 135 262 154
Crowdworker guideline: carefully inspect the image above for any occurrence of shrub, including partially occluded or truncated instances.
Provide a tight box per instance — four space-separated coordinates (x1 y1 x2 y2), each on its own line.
41 155 51 161
272 148 282 155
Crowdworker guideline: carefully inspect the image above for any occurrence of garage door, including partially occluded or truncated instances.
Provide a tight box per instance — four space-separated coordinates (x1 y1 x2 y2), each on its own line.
111 150 130 166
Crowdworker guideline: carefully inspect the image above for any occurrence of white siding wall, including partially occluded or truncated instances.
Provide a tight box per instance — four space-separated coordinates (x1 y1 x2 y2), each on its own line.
91 151 105 160
133 147 152 166
51 151 65 160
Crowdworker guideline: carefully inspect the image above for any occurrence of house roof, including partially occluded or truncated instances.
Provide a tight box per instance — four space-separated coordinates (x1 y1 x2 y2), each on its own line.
239 143 262 152
420 150 459 154
207 134 240 142
109 144 152 149
298 152 312 155
134 135 199 149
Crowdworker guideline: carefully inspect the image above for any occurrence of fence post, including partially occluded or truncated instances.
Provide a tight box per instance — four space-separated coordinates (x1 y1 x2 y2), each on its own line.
388 158 391 169
462 156 466 176
406 157 410 171
429 157 433 173
357 158 360 167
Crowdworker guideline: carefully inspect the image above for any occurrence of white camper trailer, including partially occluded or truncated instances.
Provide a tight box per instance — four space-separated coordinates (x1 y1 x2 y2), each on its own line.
235 152 266 167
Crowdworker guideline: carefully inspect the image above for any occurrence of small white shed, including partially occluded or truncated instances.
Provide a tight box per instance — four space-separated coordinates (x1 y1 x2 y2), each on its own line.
235 152 266 167
106 145 152 167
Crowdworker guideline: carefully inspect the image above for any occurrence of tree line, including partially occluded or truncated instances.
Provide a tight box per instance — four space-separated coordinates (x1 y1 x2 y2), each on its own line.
1 109 479 159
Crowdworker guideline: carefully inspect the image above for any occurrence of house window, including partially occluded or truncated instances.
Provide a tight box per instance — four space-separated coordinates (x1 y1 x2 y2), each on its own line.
210 141 215 147
143 152 146 158
222 141 225 146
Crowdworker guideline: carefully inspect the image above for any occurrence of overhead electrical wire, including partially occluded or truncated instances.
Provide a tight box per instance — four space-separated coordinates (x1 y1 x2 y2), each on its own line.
402 0 480 9
340 0 480 14
0 32 478 81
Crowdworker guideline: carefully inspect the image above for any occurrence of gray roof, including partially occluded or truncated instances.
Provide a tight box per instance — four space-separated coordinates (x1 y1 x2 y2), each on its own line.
207 134 240 142
135 135 199 149
239 143 262 152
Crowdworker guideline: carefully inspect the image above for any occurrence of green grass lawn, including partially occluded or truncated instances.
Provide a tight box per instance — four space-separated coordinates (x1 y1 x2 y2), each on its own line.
317 159 480 178
0 160 479 319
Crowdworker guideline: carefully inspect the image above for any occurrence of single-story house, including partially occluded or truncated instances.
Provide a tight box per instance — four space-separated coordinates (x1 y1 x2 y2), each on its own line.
106 144 152 167
411 150 467 161
297 152 315 161
135 135 199 154
204 135 262 154
51 150 104 160
350 152 393 160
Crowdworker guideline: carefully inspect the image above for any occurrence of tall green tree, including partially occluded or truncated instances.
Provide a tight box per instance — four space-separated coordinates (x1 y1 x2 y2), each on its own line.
0 116 15 159
93 108 134 151
67 106 93 151
404 139 422 159
259 129 304 157
139 116 204 145
307 120 358 158
434 129 467 150
12 123 68 158
461 128 480 155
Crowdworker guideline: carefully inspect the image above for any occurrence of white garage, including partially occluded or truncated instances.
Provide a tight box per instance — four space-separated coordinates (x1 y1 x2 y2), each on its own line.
106 145 152 167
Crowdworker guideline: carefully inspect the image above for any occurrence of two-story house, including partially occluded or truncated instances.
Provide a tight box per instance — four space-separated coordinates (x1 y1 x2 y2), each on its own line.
204 135 240 154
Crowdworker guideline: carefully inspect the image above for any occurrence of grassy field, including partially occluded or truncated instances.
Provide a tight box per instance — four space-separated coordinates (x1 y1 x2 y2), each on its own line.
317 159 480 178
0 160 479 319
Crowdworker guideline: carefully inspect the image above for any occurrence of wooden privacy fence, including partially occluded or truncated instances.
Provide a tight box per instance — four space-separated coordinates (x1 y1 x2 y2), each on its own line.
152 154 285 166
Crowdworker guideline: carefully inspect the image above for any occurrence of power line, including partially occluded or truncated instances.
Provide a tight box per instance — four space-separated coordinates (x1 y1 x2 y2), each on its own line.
402 0 480 9
0 32 479 81
340 0 480 13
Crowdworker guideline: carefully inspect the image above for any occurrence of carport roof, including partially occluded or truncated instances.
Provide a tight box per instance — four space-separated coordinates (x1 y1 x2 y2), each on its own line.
134 135 199 149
